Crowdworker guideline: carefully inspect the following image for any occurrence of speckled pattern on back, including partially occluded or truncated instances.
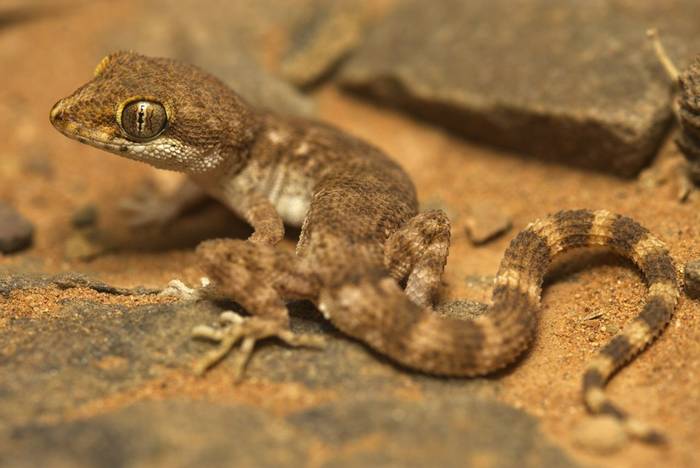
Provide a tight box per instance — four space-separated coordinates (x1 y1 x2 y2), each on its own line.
51 52 680 443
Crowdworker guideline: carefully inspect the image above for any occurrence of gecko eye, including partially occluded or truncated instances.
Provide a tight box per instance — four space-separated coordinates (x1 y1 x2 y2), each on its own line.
120 100 167 141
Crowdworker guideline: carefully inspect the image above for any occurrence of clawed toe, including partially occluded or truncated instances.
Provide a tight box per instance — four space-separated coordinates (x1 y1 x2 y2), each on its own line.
219 310 245 324
191 315 325 380
159 277 210 300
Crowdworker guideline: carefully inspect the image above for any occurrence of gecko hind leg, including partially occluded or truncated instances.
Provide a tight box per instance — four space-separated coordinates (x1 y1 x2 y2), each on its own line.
192 238 325 379
384 209 451 307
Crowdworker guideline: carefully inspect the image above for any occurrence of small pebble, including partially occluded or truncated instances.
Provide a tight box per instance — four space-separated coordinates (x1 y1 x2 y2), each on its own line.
465 203 512 245
22 152 54 178
420 197 457 221
572 416 628 453
71 204 99 228
64 230 106 261
683 259 700 299
0 202 34 253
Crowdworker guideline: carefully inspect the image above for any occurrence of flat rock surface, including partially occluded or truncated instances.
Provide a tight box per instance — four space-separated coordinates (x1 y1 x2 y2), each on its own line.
4 400 312 468
2 397 576 468
0 275 576 468
339 0 700 176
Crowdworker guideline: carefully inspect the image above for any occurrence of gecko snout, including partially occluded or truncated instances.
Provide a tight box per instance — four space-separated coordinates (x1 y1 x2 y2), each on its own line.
49 99 83 139
49 99 68 128
49 101 61 120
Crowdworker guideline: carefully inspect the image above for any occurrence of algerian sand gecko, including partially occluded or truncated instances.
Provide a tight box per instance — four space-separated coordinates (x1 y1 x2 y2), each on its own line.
50 52 679 443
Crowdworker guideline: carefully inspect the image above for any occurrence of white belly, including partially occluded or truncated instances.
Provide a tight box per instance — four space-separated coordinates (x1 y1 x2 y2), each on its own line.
275 193 310 227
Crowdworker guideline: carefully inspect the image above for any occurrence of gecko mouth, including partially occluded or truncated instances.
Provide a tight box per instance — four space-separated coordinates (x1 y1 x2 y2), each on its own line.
50 103 138 154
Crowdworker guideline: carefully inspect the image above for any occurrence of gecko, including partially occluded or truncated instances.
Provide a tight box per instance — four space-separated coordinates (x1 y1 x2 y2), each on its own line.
50 51 679 443
647 29 700 197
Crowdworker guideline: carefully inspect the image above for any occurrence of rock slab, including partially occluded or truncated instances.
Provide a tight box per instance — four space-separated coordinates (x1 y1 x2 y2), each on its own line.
340 0 700 176
0 276 579 467
104 0 316 116
2 396 579 468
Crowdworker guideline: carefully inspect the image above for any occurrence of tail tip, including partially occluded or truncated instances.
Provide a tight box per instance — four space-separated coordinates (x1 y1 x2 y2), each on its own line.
625 419 668 445
573 416 668 453
640 430 668 445
572 416 628 453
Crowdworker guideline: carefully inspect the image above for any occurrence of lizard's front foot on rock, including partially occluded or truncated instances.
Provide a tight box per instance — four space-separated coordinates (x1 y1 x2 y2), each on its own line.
191 312 326 380
158 277 210 301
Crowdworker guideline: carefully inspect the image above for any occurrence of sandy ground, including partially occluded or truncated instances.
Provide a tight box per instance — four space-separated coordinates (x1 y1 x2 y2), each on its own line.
1 2 699 467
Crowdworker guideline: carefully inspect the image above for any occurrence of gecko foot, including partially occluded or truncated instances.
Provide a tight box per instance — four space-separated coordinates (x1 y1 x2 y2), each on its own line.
191 312 326 380
158 277 210 301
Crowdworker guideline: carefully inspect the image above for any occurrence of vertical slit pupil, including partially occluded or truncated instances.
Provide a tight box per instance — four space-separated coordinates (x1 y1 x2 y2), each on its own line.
137 104 146 133
121 100 166 140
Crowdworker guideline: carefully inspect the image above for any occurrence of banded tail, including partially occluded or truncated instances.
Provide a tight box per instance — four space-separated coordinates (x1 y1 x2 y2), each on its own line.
324 209 678 442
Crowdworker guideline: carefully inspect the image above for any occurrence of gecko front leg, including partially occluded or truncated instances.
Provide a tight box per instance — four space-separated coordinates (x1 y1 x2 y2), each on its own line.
230 191 285 245
191 239 325 379
120 178 210 228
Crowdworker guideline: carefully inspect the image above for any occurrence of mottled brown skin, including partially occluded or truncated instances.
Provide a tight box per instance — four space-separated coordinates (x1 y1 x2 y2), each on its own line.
676 58 700 183
51 52 679 442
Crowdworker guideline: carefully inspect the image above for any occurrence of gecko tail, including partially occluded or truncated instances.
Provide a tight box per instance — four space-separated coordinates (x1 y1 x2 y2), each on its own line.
323 209 678 442
569 211 679 443
491 210 678 434
518 209 678 443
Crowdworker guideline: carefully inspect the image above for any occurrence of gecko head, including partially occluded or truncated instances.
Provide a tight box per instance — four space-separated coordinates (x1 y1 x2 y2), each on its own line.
50 51 259 174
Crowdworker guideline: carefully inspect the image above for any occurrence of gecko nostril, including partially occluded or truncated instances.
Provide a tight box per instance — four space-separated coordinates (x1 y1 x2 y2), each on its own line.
49 102 65 123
